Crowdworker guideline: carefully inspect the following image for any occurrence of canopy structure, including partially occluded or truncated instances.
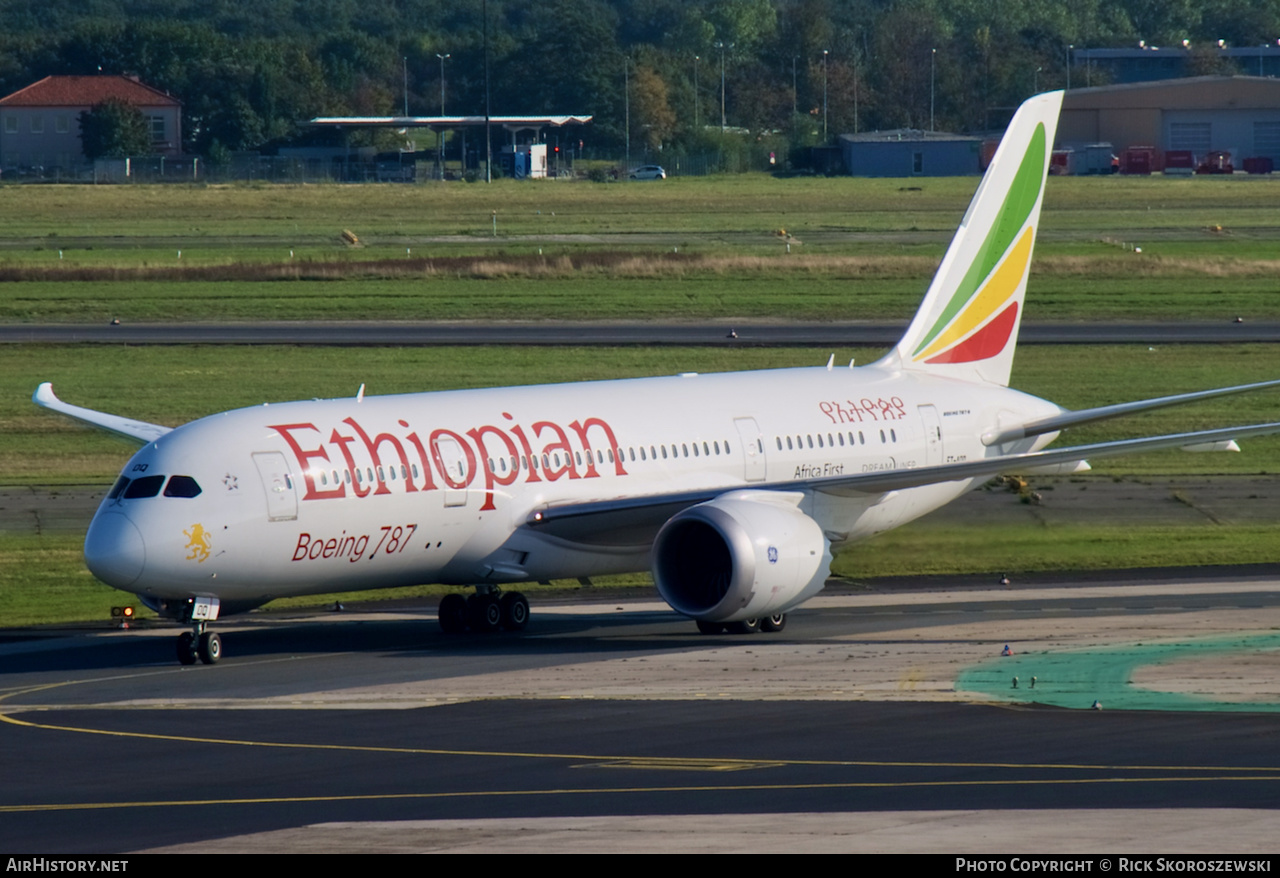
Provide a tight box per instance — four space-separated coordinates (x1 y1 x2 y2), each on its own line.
306 115 591 135
302 115 593 180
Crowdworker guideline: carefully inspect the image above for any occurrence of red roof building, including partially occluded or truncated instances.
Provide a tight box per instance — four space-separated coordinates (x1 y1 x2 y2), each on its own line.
0 75 182 170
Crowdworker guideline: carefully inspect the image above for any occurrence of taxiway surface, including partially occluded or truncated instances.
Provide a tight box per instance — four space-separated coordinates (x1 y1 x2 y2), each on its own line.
3 573 1280 853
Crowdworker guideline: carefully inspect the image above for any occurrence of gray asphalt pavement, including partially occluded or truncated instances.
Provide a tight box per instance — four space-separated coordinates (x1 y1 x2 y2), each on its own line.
4 576 1280 853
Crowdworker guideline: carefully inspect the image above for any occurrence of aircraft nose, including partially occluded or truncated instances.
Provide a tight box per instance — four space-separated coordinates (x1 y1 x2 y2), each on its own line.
84 511 146 587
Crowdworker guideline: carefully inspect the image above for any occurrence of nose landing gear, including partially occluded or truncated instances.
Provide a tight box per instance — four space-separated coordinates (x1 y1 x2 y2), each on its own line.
176 625 222 665
175 597 222 665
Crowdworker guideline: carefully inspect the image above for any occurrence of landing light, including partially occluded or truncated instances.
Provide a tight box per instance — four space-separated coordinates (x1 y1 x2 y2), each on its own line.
111 606 135 628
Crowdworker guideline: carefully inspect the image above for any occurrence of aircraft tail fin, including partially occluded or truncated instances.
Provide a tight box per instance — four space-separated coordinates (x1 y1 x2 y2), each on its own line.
878 91 1062 387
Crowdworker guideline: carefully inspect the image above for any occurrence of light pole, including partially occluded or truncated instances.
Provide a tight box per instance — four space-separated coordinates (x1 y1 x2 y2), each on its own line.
715 41 731 132
792 55 798 121
437 53 450 114
822 49 829 140
402 57 409 117
436 53 449 180
483 0 491 183
694 55 700 129
1034 65 1042 94
853 52 859 134
624 55 630 169
1067 44 1073 90
930 47 936 131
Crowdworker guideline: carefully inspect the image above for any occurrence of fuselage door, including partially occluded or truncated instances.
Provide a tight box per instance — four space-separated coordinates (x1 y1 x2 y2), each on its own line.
734 417 767 482
433 434 470 507
918 404 944 467
252 451 298 521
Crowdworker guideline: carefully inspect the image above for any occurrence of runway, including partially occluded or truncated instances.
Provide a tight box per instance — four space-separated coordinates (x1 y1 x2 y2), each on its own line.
3 573 1280 853
1 321 1277 346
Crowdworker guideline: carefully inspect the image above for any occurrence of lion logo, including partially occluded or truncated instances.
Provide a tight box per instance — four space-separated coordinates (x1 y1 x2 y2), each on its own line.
184 524 212 563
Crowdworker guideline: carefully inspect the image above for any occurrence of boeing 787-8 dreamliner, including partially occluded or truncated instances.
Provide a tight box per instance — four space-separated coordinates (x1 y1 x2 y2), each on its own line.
36 91 1280 665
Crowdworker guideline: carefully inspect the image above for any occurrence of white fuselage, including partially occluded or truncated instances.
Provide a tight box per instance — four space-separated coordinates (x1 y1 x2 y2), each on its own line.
83 363 1062 608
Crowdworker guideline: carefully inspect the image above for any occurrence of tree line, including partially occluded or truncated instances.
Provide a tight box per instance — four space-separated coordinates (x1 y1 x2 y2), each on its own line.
3 0 1279 160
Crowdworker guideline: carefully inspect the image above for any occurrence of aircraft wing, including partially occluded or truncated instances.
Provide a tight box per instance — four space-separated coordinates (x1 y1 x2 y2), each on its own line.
32 383 172 444
526 420 1280 543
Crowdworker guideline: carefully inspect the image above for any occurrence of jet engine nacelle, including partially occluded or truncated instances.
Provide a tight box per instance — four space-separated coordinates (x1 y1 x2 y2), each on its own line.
652 490 832 623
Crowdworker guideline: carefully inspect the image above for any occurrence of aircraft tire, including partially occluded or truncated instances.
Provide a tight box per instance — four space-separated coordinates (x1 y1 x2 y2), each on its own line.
176 632 198 665
197 632 221 665
695 620 724 635
725 619 761 635
760 613 787 633
438 593 468 633
467 594 501 632
500 592 530 631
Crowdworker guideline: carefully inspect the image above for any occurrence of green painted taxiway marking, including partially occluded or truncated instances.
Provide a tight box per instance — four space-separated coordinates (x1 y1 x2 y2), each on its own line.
957 632 1280 712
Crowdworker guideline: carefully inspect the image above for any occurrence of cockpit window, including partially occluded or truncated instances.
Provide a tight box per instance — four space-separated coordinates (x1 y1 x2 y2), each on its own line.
163 476 202 498
107 476 131 499
122 475 165 499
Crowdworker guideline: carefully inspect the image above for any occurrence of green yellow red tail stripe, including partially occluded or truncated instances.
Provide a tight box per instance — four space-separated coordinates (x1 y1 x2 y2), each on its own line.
882 90 1061 387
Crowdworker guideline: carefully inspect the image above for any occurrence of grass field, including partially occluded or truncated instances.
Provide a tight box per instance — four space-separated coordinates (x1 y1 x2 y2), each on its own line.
5 174 1280 240
4 175 1280 323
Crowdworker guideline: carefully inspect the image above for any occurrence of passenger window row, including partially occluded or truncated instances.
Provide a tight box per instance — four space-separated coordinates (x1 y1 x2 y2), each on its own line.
483 439 737 474
305 436 743 491
107 426 895 504
775 428 897 452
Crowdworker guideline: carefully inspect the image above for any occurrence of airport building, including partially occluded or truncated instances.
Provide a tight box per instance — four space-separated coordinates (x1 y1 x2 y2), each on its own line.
838 129 984 177
1059 75 1280 166
0 75 182 172
1073 44 1280 84
838 76 1280 177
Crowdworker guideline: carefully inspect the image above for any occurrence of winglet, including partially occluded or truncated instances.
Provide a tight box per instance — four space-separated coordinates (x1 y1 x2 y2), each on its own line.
880 91 1063 386
32 382 58 408
33 383 172 444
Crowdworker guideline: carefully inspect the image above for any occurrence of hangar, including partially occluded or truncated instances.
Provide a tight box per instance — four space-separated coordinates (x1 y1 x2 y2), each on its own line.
1059 76 1280 164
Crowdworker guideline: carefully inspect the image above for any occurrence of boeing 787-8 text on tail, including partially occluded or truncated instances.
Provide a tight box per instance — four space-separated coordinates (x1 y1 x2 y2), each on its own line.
35 92 1280 665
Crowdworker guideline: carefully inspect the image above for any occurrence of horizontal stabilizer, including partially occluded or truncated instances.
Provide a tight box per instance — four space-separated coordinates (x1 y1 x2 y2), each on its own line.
983 377 1280 446
1182 440 1240 452
1019 460 1092 476
33 383 171 444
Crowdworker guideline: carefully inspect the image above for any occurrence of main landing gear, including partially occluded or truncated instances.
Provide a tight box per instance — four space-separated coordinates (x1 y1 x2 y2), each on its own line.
175 596 222 665
438 587 530 634
695 613 787 635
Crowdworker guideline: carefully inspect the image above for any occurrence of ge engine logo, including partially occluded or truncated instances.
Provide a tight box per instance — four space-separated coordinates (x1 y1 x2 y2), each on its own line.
767 546 778 564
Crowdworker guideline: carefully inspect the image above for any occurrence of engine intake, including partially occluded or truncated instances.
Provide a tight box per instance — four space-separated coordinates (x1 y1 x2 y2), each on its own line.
652 491 831 623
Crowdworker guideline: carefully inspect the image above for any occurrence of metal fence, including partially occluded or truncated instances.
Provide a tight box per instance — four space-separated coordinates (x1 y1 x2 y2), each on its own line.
2 146 790 184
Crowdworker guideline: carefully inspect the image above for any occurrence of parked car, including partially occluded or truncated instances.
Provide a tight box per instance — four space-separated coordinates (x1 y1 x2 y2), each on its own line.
629 165 666 180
